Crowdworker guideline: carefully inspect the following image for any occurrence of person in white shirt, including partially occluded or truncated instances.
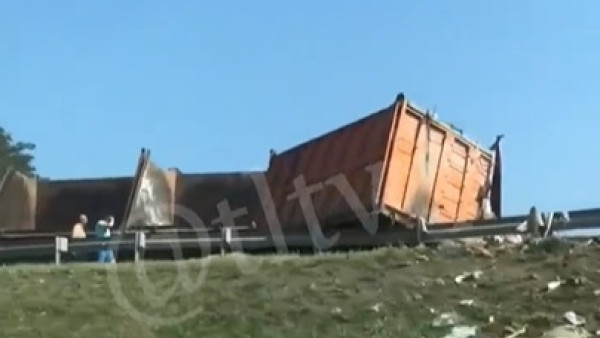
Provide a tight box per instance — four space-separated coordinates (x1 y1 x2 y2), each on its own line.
71 214 88 239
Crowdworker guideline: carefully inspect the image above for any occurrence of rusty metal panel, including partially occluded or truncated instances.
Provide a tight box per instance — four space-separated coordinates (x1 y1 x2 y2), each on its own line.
0 171 37 231
266 103 396 231
35 176 133 233
124 159 178 228
175 172 264 230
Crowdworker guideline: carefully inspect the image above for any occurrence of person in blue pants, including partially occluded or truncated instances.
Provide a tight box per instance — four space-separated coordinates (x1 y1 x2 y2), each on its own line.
95 215 116 263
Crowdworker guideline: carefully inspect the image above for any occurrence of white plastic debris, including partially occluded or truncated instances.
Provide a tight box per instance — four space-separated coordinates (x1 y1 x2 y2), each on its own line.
432 312 461 328
505 234 524 244
504 326 527 338
370 303 382 313
542 325 592 338
459 299 474 307
546 280 564 292
564 311 586 326
443 325 477 338
516 220 528 233
455 270 483 284
331 307 342 315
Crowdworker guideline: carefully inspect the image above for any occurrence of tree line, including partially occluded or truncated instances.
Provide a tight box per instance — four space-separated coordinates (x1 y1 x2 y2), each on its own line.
0 127 37 177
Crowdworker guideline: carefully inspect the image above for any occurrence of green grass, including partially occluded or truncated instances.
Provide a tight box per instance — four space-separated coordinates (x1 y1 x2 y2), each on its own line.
1 241 600 337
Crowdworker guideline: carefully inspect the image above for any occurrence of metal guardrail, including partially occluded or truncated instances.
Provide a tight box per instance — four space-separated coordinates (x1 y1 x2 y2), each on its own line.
1 206 600 266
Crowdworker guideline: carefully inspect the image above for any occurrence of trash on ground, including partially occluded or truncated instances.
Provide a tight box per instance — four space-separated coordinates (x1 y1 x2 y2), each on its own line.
564 311 586 326
455 270 483 284
458 299 474 307
432 312 461 328
442 325 477 338
503 325 527 338
541 325 592 338
545 279 564 292
370 303 382 313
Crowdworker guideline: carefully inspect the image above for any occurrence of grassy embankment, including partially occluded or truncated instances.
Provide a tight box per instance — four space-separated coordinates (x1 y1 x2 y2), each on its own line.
0 240 598 337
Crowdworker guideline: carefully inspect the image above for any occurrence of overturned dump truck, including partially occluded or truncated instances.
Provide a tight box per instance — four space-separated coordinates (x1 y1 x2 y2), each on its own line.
261 93 502 235
0 92 503 255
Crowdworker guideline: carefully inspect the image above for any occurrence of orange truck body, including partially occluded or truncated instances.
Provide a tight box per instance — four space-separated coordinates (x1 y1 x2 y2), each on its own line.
264 93 501 231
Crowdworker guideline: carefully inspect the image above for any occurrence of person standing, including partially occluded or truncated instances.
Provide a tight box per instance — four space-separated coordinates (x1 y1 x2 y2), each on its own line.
95 215 116 263
70 214 88 261
71 214 88 239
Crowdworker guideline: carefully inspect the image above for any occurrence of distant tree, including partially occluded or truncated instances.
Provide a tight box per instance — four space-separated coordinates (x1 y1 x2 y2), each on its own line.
0 127 37 177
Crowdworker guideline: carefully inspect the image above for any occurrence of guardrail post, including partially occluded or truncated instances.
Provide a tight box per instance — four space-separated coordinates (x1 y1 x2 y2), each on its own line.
416 217 427 245
55 236 69 265
220 226 232 256
527 206 543 239
134 231 146 262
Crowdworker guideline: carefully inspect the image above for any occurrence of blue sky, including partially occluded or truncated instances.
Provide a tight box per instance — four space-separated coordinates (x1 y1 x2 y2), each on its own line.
0 1 598 216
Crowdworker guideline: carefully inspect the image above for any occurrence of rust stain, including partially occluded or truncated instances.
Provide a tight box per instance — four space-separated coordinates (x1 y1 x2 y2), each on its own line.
35 176 133 233
0 171 37 231
266 103 396 231
175 172 265 230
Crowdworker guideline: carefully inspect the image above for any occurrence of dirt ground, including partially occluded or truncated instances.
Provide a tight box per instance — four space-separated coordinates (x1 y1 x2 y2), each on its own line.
0 238 599 337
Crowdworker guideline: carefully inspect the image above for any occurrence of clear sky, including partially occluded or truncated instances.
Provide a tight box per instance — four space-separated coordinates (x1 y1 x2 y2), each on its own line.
1 1 598 216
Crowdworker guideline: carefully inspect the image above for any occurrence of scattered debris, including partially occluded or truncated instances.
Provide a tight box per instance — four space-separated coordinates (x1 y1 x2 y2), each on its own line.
515 220 529 233
542 325 592 338
565 276 587 286
503 325 527 338
370 303 382 313
458 299 474 307
442 325 477 338
464 244 494 258
593 289 600 296
564 311 586 326
545 279 564 292
490 234 524 245
414 253 430 262
455 270 483 284
432 312 461 328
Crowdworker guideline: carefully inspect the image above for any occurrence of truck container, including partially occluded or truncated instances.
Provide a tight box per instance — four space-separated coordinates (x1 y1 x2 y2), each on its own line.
175 171 264 230
35 176 134 233
264 93 501 232
121 148 260 231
